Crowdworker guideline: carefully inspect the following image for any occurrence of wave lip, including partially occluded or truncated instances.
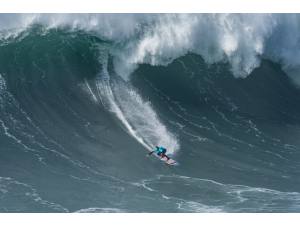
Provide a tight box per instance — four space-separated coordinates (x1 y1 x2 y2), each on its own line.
2 14 300 84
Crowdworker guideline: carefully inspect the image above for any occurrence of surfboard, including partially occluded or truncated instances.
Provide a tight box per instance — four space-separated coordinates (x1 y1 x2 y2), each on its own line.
159 156 177 166
148 152 178 165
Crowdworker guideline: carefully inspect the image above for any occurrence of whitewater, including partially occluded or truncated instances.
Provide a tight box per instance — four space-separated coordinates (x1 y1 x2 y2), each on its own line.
0 14 300 212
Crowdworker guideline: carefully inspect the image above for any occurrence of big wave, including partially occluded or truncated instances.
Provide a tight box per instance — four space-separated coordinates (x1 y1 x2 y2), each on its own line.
1 14 300 83
0 14 300 213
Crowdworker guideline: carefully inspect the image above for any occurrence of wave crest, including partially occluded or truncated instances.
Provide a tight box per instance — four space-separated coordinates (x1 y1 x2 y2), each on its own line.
2 14 300 83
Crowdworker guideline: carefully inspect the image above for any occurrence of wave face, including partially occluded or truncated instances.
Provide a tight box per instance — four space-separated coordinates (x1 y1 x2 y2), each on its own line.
0 15 300 212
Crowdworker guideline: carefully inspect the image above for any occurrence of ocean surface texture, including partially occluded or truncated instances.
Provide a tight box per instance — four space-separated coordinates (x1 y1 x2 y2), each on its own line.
0 14 300 212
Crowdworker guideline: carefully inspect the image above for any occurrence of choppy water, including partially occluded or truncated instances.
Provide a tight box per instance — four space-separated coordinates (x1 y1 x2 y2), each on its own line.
0 15 300 212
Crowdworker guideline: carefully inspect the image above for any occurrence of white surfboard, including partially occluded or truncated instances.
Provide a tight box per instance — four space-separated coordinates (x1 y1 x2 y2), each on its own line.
159 156 177 165
148 150 178 165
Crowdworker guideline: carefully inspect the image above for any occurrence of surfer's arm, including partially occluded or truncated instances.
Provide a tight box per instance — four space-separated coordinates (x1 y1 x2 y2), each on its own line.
148 151 155 156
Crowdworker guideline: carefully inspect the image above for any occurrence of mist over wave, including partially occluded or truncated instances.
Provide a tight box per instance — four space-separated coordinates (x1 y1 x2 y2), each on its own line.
2 14 300 83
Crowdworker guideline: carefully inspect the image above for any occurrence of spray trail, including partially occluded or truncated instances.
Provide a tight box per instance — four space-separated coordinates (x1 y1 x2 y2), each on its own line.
94 61 179 154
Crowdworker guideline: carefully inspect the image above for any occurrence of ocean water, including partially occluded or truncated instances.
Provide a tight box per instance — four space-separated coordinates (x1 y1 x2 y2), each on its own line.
0 14 300 212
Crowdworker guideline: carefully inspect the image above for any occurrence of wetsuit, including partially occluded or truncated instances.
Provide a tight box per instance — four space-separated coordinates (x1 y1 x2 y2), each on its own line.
149 146 169 160
156 147 167 156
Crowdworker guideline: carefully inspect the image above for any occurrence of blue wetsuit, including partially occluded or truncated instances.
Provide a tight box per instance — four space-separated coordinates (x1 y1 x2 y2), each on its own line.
155 146 167 156
148 146 169 160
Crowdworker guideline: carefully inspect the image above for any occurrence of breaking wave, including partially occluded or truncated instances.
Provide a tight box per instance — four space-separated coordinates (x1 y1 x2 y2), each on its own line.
0 14 300 212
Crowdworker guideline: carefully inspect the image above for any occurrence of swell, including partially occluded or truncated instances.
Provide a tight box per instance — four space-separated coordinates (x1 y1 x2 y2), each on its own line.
132 53 300 192
0 26 300 212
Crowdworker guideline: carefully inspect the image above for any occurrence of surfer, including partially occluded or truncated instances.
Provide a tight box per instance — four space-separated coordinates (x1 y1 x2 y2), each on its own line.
148 146 170 161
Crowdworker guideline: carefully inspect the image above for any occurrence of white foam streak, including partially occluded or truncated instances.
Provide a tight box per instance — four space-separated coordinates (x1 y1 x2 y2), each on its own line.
95 62 179 154
75 207 128 213
112 82 179 153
